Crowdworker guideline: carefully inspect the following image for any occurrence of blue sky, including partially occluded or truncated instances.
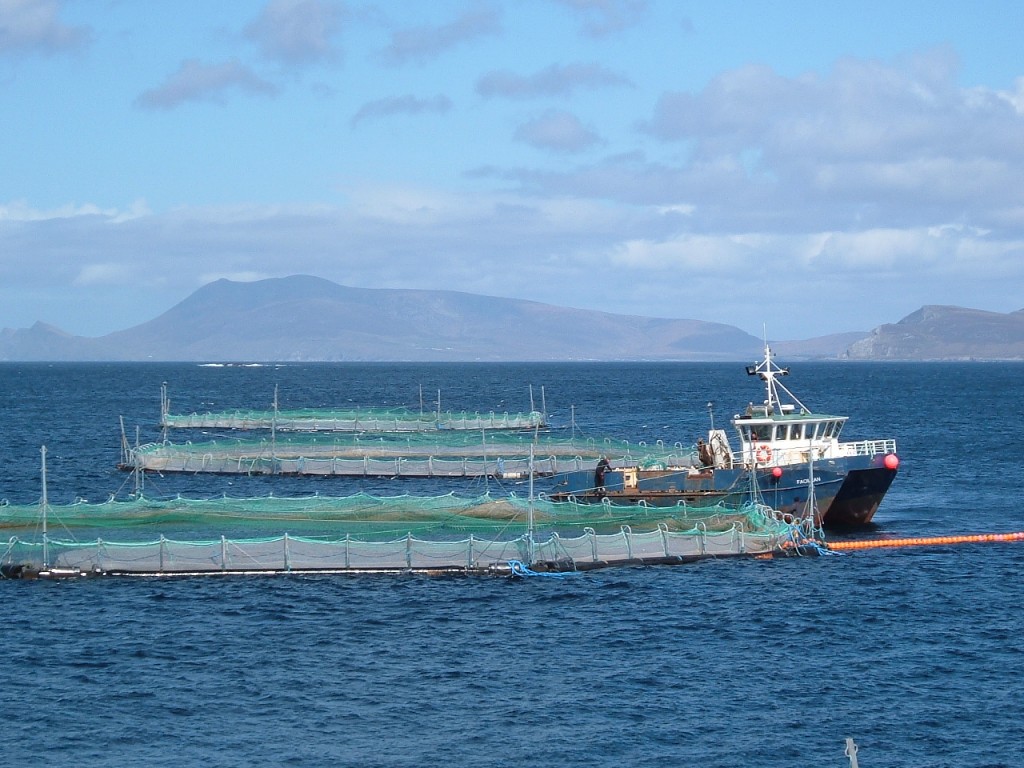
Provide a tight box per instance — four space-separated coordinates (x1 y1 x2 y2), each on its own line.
2 0 1023 339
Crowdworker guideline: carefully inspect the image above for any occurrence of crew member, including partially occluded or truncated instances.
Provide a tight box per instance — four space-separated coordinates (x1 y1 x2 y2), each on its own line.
594 456 611 492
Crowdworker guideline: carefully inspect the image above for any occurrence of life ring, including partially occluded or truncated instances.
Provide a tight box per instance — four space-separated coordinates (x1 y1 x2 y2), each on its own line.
755 444 772 463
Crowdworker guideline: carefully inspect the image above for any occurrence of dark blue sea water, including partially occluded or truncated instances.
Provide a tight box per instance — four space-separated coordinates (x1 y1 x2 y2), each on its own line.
1 362 1022 767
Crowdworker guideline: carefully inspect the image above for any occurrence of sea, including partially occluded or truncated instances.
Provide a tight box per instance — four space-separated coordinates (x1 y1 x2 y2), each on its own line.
1 361 1021 768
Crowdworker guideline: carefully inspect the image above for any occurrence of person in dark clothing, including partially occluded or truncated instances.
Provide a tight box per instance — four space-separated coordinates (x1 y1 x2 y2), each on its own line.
594 456 611 492
697 438 714 468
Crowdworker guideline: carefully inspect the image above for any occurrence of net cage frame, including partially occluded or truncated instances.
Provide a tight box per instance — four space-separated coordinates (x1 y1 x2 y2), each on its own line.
161 407 547 433
123 434 699 478
1 493 806 575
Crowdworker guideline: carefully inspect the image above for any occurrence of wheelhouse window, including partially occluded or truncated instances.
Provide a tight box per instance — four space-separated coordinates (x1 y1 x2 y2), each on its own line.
789 424 803 440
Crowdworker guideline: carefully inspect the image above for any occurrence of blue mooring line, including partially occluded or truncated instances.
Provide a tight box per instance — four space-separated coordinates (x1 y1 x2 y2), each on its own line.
507 560 574 578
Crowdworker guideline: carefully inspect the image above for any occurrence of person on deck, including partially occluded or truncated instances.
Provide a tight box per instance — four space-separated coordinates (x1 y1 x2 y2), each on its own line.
697 438 714 469
594 456 611 493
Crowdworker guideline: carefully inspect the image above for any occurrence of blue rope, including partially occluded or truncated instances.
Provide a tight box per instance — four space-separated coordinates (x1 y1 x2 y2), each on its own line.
507 560 573 578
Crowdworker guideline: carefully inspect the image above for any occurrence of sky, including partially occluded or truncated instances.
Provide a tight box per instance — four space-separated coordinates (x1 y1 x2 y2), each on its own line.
2 0 1023 340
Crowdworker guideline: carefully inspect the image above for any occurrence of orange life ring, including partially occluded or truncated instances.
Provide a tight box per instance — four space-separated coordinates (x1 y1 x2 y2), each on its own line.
755 444 772 463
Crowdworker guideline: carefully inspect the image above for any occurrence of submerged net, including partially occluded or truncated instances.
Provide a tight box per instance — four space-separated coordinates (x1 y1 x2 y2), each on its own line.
1 493 801 574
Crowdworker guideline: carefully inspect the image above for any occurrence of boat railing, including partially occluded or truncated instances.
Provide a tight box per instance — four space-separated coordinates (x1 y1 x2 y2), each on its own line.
837 438 897 457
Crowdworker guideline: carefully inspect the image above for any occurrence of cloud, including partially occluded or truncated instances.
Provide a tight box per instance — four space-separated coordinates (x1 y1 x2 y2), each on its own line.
73 262 131 286
550 0 648 37
514 111 601 153
642 48 1024 182
244 0 345 66
379 5 500 65
0 0 89 56
351 94 453 126
0 199 149 222
476 62 631 99
477 49 1024 235
135 58 278 109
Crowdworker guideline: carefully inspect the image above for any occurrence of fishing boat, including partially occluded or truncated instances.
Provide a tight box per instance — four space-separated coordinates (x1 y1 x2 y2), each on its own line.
548 344 899 528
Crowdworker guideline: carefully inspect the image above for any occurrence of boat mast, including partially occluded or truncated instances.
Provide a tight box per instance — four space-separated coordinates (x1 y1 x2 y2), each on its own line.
746 342 809 414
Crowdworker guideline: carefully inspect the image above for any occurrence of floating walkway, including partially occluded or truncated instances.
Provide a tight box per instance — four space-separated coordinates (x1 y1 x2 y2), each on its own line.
0 493 804 577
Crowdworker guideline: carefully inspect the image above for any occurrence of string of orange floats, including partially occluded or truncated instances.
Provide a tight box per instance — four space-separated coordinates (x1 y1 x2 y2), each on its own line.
828 531 1024 551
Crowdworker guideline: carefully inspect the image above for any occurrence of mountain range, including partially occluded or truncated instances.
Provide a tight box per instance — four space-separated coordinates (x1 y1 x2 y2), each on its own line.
1 275 1022 362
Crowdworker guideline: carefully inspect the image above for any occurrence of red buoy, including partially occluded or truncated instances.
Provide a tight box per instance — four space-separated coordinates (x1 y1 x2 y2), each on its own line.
884 454 900 470
771 466 783 478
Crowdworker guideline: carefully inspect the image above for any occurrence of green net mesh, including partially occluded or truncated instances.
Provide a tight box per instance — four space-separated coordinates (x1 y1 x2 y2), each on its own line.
1 493 804 574
124 434 697 477
162 407 546 432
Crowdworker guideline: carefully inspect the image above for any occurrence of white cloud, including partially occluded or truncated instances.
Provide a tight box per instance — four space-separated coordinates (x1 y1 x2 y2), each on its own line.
244 0 345 66
378 6 500 66
0 0 88 56
0 199 149 222
74 263 131 286
135 58 277 109
551 0 648 37
514 111 601 153
351 94 452 126
476 62 631 99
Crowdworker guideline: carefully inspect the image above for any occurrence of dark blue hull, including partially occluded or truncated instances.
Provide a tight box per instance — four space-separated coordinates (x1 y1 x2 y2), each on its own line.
548 454 893 529
826 460 899 527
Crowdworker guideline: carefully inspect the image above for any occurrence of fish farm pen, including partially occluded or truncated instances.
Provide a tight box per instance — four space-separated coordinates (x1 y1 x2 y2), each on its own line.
0 493 812 577
161 407 547 433
120 432 699 478
159 384 548 433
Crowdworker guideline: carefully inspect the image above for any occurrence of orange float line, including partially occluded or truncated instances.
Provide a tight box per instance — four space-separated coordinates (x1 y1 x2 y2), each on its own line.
828 532 1024 551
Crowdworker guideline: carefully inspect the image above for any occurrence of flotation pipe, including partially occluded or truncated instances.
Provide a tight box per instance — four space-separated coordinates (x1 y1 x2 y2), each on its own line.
829 531 1024 551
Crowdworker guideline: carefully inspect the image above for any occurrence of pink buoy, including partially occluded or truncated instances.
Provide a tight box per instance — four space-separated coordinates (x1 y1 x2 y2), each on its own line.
884 454 900 470
771 466 783 478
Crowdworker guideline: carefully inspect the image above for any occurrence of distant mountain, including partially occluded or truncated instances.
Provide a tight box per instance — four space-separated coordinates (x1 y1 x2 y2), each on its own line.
0 276 769 362
4 277 1020 362
844 305 1024 360
773 332 869 359
0 322 109 361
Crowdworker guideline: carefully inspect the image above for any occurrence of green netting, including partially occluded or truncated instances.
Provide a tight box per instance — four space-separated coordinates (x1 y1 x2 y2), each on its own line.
2 492 808 574
124 435 696 477
161 407 546 432
3 523 799 575
0 492 781 539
